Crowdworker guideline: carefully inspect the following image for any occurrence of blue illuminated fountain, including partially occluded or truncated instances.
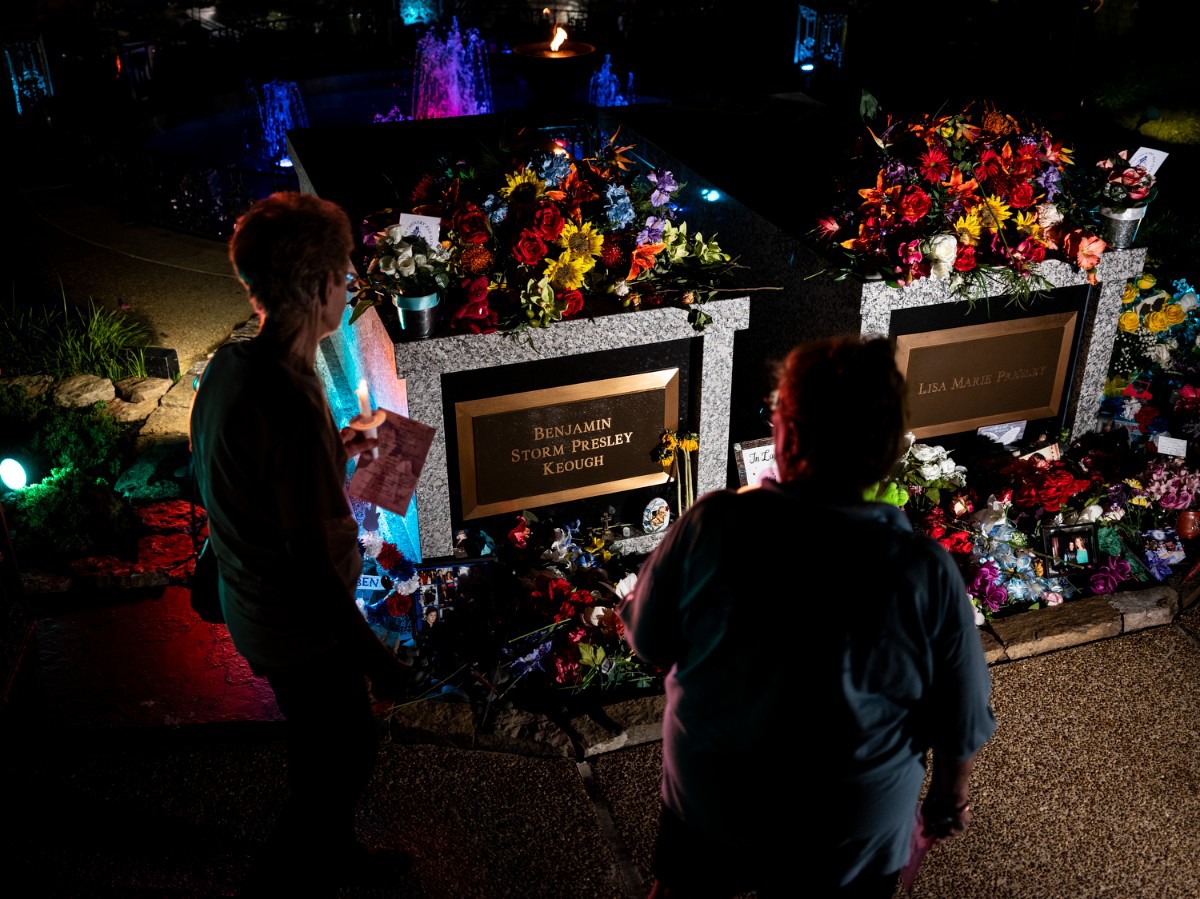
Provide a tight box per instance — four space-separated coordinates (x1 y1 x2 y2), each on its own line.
249 79 309 169
588 54 634 108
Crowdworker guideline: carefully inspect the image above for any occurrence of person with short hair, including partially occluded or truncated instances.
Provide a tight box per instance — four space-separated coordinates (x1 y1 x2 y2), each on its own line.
190 191 414 895
619 334 996 897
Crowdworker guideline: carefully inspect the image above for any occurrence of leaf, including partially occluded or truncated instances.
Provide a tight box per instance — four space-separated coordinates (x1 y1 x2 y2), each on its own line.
578 643 606 668
347 301 374 325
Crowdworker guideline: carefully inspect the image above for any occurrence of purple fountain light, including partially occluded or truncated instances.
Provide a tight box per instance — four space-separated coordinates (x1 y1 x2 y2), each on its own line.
412 18 492 120
588 54 634 108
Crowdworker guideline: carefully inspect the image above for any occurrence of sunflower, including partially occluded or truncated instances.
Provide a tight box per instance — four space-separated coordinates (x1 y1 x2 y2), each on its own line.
1014 210 1041 239
560 220 604 264
499 169 546 204
544 251 588 290
977 196 1013 233
952 213 982 247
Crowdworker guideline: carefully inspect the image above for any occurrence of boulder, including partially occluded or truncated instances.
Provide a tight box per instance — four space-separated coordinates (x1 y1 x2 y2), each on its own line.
114 376 173 405
54 374 115 407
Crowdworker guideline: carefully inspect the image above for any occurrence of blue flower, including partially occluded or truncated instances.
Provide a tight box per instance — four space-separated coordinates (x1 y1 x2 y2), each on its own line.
506 639 554 679
605 183 635 228
534 151 572 189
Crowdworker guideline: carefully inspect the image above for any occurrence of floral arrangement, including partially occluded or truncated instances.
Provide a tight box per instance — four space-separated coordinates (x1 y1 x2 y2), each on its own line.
348 221 453 323
1096 149 1158 210
352 128 749 336
814 101 1109 304
1104 272 1200 441
355 509 659 706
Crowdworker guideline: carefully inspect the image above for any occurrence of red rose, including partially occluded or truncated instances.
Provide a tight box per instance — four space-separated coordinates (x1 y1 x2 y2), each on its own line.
512 229 548 267
1008 181 1035 209
450 276 499 333
898 187 932 223
451 203 490 245
954 245 977 272
558 288 584 317
532 201 565 241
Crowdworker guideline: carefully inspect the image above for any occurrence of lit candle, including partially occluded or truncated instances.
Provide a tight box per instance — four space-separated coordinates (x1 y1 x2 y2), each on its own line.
356 379 372 420
354 378 380 458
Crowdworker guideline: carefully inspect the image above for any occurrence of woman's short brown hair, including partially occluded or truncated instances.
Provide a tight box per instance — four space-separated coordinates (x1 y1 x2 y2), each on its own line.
773 334 908 488
229 191 354 323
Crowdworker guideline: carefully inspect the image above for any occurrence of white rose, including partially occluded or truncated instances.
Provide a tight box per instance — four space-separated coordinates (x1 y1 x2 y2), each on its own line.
1078 504 1103 523
396 255 417 279
1101 506 1126 522
384 224 406 242
1036 202 1063 230
924 234 958 280
909 444 944 463
614 572 638 599
918 462 943 480
580 606 616 629
1178 291 1198 313
1148 344 1173 365
938 457 960 476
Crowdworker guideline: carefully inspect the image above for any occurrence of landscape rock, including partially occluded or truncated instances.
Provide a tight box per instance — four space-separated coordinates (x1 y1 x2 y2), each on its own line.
114 376 173 405
1 374 55 396
53 374 115 407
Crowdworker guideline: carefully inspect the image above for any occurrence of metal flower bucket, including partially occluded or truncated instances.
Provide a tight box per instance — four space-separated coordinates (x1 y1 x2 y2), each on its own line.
1099 205 1148 249
392 293 441 340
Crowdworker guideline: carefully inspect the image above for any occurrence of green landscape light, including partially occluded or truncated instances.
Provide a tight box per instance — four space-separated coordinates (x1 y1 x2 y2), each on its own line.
0 458 27 490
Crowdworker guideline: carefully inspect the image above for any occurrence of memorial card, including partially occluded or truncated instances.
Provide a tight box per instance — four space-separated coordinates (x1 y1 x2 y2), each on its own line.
349 408 437 516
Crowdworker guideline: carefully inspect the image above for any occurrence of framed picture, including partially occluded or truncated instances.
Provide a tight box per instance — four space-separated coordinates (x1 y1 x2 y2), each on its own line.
413 555 498 635
732 436 777 487
1142 527 1186 568
1042 523 1097 577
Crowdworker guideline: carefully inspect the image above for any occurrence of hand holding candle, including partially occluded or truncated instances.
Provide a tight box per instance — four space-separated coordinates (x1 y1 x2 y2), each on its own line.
351 378 385 459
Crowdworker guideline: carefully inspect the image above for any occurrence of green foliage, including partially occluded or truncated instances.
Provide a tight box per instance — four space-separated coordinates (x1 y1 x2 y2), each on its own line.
0 293 149 381
0 384 141 570
7 465 141 566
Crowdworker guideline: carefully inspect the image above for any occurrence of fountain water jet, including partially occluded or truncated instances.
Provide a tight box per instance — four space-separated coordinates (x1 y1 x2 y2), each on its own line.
588 54 634 107
249 79 308 169
412 18 493 120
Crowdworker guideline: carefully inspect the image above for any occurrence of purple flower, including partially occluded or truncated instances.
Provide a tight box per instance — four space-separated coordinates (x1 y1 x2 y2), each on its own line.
969 560 1001 593
980 582 1009 611
637 215 665 246
647 170 677 207
1091 557 1133 594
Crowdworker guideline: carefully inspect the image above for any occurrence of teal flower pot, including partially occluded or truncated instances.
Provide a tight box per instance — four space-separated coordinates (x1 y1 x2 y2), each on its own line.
392 292 441 340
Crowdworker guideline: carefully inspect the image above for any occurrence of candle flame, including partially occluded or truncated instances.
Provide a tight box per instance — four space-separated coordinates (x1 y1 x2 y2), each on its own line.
550 25 568 52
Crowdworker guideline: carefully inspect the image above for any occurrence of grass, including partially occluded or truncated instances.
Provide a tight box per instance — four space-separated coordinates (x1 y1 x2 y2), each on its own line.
0 287 150 382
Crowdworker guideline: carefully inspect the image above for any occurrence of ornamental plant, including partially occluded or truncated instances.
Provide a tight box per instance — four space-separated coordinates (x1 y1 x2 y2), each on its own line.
352 127 747 335
815 100 1109 305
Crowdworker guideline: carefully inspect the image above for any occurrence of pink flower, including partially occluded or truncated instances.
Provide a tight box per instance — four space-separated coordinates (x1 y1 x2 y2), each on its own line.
1043 592 1063 606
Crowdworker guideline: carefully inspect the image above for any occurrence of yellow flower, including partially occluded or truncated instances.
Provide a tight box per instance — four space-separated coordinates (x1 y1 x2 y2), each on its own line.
1122 283 1139 304
1130 496 1150 508
1014 210 1041 238
661 432 678 451
543 251 587 290
1164 303 1187 325
952 213 981 247
1135 273 1157 291
1118 310 1141 333
1124 478 1144 490
978 196 1012 233
678 434 699 452
1145 310 1168 332
560 221 604 262
498 169 545 201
